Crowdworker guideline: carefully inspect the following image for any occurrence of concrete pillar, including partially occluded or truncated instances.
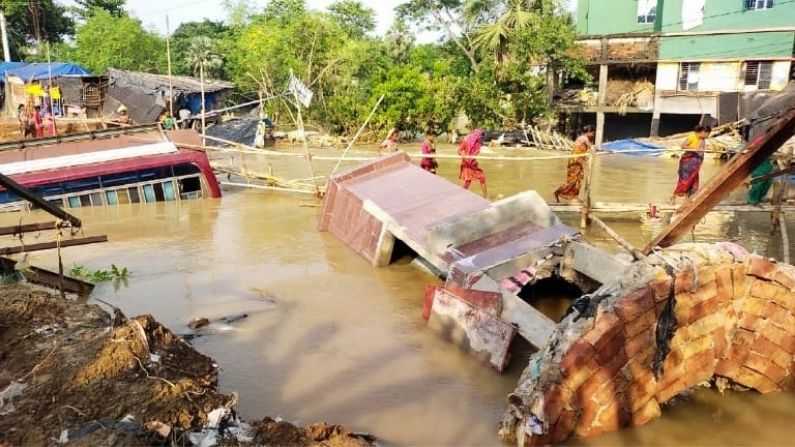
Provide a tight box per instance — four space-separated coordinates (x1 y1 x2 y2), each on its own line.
650 89 662 137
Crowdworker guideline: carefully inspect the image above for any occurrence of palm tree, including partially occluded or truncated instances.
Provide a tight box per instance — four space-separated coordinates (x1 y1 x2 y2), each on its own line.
184 36 222 141
472 0 559 67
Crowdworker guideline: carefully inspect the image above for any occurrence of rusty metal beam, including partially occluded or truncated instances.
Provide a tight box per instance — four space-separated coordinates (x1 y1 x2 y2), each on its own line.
644 108 795 253
0 221 58 236
0 173 82 228
0 235 108 256
0 256 95 295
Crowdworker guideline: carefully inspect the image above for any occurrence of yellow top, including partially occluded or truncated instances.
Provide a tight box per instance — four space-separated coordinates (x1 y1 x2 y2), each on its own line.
682 132 703 151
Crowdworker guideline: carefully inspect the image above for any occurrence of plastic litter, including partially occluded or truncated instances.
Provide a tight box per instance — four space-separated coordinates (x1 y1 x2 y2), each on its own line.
0 381 26 415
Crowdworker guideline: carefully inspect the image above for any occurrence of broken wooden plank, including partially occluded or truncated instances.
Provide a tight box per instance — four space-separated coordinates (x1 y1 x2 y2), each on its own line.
0 235 108 256
644 107 795 253
0 256 95 295
0 221 58 236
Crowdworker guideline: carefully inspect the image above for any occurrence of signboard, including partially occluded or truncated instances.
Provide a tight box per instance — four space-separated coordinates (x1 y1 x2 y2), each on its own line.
288 75 313 108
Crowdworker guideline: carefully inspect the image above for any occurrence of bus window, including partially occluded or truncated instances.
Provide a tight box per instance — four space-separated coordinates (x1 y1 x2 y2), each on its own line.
106 190 119 205
117 189 130 205
90 192 104 206
143 184 156 203
128 187 141 203
80 195 91 207
68 196 81 208
153 183 165 202
163 181 176 201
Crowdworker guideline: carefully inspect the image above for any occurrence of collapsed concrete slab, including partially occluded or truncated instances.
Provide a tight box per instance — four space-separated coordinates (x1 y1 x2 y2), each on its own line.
498 243 795 445
319 152 630 370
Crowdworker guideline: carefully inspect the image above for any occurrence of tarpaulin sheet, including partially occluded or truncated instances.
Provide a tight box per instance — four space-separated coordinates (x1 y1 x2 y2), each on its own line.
5 63 91 81
602 139 664 156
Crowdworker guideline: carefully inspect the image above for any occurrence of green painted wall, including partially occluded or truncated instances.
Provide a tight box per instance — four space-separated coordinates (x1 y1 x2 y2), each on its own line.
659 0 795 32
659 31 795 60
576 0 661 35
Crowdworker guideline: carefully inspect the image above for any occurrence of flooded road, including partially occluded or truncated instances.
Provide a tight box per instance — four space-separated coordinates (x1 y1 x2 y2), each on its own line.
4 146 793 445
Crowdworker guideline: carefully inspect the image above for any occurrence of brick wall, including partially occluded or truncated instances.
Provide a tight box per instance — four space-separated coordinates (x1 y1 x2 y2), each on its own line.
499 243 795 445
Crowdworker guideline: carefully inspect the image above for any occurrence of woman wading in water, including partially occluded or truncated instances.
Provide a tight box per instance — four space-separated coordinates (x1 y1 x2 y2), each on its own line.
554 125 595 203
670 125 711 205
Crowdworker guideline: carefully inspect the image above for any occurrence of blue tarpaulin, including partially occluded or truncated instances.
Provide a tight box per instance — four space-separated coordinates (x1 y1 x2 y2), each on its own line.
3 63 91 81
601 139 665 156
0 62 27 76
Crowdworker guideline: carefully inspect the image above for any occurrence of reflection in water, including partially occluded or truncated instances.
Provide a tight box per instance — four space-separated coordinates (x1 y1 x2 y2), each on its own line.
0 147 792 446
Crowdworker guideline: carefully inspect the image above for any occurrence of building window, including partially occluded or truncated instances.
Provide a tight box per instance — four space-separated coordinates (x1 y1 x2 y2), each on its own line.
745 0 773 10
744 61 773 89
637 0 657 23
678 62 701 91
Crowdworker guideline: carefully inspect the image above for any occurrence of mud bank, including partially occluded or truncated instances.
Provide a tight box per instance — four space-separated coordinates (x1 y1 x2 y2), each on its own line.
0 285 374 446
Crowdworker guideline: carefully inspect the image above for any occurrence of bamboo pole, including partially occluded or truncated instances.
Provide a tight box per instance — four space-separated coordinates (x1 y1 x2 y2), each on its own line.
219 181 318 195
589 214 646 260
200 62 206 146
166 15 174 118
329 94 385 178
780 213 790 264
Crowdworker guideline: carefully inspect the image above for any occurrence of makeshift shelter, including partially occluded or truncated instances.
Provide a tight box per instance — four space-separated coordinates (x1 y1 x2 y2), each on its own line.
105 69 234 124
1 62 93 117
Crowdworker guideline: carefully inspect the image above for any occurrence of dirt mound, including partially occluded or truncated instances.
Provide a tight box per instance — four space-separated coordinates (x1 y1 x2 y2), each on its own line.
0 285 374 446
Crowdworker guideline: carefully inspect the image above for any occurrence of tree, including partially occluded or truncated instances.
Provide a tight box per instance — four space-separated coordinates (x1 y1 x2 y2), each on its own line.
184 36 223 79
262 0 305 23
73 0 126 18
0 0 74 55
171 20 230 76
328 0 376 38
55 10 166 74
396 0 480 72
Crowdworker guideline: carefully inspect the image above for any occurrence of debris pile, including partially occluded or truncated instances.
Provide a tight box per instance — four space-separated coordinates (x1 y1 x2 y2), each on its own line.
0 285 374 446
499 243 795 445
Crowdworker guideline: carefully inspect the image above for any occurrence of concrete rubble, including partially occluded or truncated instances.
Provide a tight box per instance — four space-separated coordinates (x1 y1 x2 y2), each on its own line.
319 152 630 371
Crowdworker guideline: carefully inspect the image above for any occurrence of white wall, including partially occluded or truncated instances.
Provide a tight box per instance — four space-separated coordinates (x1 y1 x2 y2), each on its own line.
656 60 792 93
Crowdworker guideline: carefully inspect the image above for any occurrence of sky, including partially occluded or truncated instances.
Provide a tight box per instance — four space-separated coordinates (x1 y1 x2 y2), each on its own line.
124 0 406 36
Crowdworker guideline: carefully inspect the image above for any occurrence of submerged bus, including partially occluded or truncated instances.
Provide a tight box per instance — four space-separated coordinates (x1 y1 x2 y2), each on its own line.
0 129 221 211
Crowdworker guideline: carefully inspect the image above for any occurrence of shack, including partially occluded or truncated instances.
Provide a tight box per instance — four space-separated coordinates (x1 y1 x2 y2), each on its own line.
1 62 93 118
105 69 234 125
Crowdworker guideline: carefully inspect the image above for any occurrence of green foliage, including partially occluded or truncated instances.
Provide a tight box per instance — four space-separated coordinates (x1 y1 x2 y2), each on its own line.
171 20 231 77
72 0 127 18
262 0 306 23
0 0 74 57
55 10 166 74
69 264 130 283
184 36 224 78
328 0 376 38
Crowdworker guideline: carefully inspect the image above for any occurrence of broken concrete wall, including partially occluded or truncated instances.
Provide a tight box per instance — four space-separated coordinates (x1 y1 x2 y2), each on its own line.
499 243 795 445
427 191 562 263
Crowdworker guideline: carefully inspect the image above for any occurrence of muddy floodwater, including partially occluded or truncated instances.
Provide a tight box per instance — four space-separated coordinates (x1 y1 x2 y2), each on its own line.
4 146 793 446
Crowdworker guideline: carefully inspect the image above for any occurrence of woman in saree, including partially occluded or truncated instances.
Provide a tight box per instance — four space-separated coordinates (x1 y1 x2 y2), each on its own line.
554 125 595 203
459 128 488 198
420 129 438 174
670 125 711 205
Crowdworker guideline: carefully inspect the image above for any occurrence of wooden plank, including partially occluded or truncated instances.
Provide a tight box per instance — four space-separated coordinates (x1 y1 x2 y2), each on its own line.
0 235 108 256
590 214 646 260
0 257 95 295
0 221 58 236
644 107 795 254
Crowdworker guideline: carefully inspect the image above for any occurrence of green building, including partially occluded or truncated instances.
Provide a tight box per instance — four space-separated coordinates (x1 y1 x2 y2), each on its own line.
560 0 795 139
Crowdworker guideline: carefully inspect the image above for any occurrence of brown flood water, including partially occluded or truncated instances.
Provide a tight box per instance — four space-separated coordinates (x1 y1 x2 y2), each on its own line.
3 145 793 446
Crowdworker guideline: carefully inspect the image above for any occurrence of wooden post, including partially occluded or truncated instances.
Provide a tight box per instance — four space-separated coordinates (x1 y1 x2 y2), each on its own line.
582 61 608 229
771 148 793 234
